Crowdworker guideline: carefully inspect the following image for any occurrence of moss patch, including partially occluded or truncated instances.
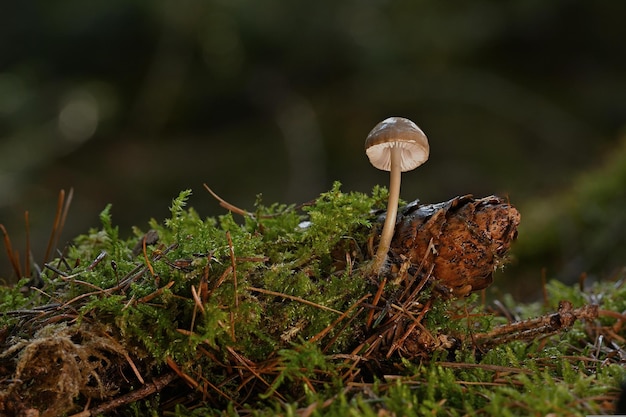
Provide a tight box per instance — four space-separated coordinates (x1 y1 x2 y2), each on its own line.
0 182 623 416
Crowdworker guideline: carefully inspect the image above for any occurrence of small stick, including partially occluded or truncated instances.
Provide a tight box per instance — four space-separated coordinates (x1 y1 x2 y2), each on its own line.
0 224 22 277
309 293 371 344
386 299 432 358
203 184 251 217
86 251 107 271
121 349 145 384
402 263 435 310
57 187 73 247
206 265 233 298
54 187 73 257
60 277 104 292
367 277 387 328
399 238 435 300
137 281 174 303
226 346 277 393
67 372 177 417
118 243 178 290
44 262 69 277
323 307 366 354
473 302 598 347
142 235 156 279
191 284 206 314
166 357 199 388
196 372 238 405
102 332 145 385
248 286 343 315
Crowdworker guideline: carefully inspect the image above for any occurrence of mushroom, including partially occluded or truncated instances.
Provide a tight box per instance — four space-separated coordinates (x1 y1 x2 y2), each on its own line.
365 117 429 273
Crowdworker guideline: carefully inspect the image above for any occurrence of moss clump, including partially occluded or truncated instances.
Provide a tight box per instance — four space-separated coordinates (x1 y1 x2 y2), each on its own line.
0 182 623 416
0 182 384 414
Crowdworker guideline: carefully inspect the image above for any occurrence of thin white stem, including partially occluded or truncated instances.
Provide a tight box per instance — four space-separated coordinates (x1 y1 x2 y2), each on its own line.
372 146 402 273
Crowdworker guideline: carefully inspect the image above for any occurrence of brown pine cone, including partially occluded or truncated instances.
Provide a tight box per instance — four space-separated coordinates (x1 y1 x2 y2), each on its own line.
389 195 521 296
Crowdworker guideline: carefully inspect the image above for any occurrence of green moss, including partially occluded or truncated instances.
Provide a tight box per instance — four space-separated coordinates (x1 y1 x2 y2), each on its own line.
0 182 624 415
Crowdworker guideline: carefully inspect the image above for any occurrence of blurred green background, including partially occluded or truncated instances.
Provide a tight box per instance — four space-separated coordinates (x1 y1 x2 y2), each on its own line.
1 1 625 299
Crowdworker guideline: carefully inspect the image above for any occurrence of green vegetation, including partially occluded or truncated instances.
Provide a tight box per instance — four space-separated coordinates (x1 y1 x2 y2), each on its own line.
0 182 624 416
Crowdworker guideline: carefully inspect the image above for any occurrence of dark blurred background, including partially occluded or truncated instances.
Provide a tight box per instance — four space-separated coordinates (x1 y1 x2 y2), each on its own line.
1 1 625 299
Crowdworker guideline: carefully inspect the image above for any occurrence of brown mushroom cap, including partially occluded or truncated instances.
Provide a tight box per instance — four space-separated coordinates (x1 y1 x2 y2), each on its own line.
365 117 429 172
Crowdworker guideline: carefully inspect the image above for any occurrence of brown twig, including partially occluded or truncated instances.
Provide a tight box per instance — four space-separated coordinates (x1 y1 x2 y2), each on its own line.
196 373 239 406
86 251 107 271
248 287 343 315
386 299 432 358
137 281 174 303
203 183 300 219
366 277 386 328
166 357 199 388
191 284 206 314
56 187 73 253
473 301 599 347
0 224 21 277
102 332 145 385
203 183 252 217
68 372 177 417
226 346 281 398
308 293 370 345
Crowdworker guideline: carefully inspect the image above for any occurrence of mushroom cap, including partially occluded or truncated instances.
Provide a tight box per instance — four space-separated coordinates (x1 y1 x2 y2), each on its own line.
365 117 429 172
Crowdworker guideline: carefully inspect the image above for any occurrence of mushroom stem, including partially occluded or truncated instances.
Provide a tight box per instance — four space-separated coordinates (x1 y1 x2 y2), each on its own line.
372 145 402 273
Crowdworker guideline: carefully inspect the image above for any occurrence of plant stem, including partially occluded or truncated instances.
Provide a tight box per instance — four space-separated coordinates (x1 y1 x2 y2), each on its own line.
372 146 401 273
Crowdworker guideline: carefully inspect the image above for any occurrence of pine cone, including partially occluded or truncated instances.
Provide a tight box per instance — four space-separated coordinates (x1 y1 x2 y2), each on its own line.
389 195 520 296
